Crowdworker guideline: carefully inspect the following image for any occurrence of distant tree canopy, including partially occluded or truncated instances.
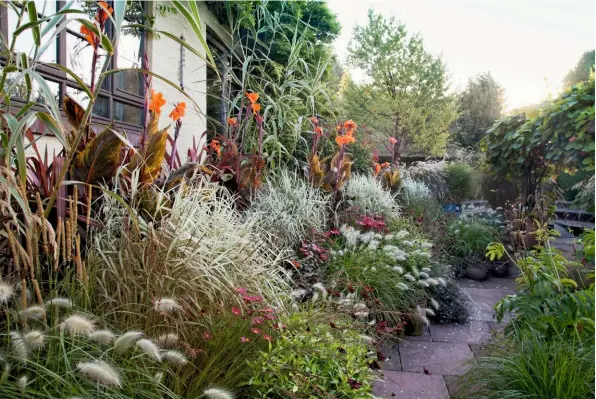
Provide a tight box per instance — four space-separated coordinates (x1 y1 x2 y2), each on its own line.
342 10 456 158
206 0 340 69
451 72 503 148
564 50 595 88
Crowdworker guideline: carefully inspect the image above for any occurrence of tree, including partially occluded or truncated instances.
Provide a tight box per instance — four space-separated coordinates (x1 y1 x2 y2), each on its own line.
452 72 504 148
342 10 456 158
564 50 595 88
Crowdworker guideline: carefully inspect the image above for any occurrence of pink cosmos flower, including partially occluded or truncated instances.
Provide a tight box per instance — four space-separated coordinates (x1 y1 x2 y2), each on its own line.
231 307 242 316
251 316 264 325
263 334 273 342
235 287 247 295
251 328 261 334
203 332 212 341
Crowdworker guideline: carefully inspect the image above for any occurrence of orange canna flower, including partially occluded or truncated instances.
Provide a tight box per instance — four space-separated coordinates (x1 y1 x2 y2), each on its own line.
227 117 238 126
251 103 261 115
343 120 357 132
80 24 96 48
389 137 398 145
335 134 356 147
210 139 221 156
381 162 390 169
314 126 323 137
309 116 320 125
245 92 259 104
169 101 186 121
149 90 166 114
374 162 381 175
96 1 113 25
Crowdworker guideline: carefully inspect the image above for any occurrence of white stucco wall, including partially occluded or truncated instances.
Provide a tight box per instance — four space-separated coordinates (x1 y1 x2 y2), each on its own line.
32 1 230 165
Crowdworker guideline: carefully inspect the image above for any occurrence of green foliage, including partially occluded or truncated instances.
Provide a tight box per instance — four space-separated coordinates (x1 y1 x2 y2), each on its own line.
343 174 399 220
579 228 595 265
443 163 476 202
443 216 500 258
564 49 595 88
485 242 505 261
457 334 595 399
247 309 376 398
342 10 457 156
483 77 595 198
452 72 504 148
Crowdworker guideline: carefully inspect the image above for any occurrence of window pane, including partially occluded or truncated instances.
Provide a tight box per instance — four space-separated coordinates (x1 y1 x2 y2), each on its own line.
115 28 143 96
114 101 143 125
7 7 57 63
3 72 60 105
65 87 109 118
66 32 106 87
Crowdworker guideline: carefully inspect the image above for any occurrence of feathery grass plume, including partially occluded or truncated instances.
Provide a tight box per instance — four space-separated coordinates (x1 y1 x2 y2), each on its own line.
17 375 27 391
426 278 439 286
395 230 409 239
44 297 73 309
384 234 394 241
23 330 45 350
61 315 95 336
437 277 447 286
88 330 116 345
153 297 181 314
416 306 430 326
136 339 162 361
418 280 429 288
162 350 188 366
396 282 409 290
404 274 416 282
430 298 440 310
154 371 164 384
418 252 432 259
420 242 434 249
0 282 14 304
359 335 375 345
425 308 436 317
411 266 420 277
392 266 404 274
10 332 28 361
203 387 235 399
114 331 143 354
311 283 328 302
421 267 432 273
76 360 121 387
354 311 369 319
19 305 46 320
156 333 179 348
418 272 430 279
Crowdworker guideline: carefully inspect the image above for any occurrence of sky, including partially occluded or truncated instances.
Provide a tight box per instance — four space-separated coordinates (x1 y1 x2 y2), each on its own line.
327 0 595 111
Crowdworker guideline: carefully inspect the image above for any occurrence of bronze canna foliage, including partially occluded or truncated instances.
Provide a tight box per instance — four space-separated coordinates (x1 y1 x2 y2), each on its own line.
125 110 169 184
308 152 353 193
381 168 401 191
72 129 122 184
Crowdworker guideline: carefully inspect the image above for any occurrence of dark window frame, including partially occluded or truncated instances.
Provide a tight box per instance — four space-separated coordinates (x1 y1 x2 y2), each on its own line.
0 0 147 138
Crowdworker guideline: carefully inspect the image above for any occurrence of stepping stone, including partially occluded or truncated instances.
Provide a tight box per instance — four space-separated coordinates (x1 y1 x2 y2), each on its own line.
443 375 464 397
457 278 485 289
374 370 450 399
463 288 510 322
399 340 474 376
404 325 432 341
379 342 401 371
468 343 490 358
481 277 517 292
487 320 506 334
430 321 491 344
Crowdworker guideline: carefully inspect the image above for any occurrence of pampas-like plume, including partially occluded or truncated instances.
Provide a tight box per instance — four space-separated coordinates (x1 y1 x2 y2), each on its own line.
421 267 432 273
437 277 447 286
19 306 46 320
0 282 14 304
61 315 95 336
154 371 164 384
359 335 375 345
430 298 440 310
203 388 235 399
392 266 404 274
76 360 122 387
114 331 143 354
418 280 429 288
153 297 182 314
136 339 162 362
17 375 27 391
404 274 416 282
156 333 179 348
162 350 188 366
10 332 28 360
425 308 436 317
88 330 116 345
418 272 430 279
23 330 45 350
396 282 409 290
44 297 73 309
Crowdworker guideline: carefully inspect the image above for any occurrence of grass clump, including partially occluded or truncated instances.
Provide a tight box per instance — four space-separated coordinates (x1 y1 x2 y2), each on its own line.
443 162 476 202
343 174 399 220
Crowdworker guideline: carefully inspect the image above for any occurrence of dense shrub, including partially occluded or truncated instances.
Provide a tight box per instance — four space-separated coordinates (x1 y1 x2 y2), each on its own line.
343 174 399 220
444 162 476 202
426 279 470 324
247 169 329 249
247 309 377 398
442 216 499 259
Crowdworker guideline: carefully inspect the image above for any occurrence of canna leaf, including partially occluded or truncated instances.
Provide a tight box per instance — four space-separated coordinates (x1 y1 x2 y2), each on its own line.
72 128 122 184
63 95 86 130
142 129 168 182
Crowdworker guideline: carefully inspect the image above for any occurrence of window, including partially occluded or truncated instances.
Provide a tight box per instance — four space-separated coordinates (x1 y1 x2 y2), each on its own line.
0 0 147 139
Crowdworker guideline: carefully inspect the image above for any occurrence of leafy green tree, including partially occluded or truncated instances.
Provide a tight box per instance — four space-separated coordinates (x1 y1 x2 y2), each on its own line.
564 50 595 88
452 72 503 148
342 10 456 158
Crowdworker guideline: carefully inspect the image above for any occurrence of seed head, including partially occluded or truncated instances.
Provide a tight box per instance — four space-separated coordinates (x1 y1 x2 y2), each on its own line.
76 360 121 387
156 333 178 348
114 331 143 354
0 282 14 304
88 330 116 345
203 388 235 399
162 350 188 366
136 339 162 362
23 330 45 350
61 315 95 336
19 306 46 320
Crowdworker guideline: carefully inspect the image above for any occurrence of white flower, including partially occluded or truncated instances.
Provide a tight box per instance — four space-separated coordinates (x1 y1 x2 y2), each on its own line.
17 375 27 391
44 297 73 309
162 350 188 366
384 234 394 241
359 335 375 344
203 388 235 399
419 252 432 259
404 274 416 282
19 306 46 320
61 315 95 336
114 331 144 354
10 332 28 360
88 330 116 345
153 297 181 314
136 339 162 362
395 230 409 239
156 333 178 348
76 360 121 387
420 242 433 249
392 266 404 274
0 282 14 304
396 282 409 290
23 330 45 350
426 278 439 286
